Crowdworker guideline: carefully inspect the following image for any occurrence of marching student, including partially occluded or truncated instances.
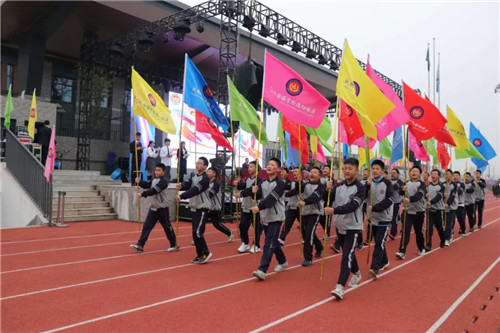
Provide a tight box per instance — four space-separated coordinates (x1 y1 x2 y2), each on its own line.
281 167 291 217
297 167 326 266
251 158 288 281
395 166 427 260
319 165 332 240
422 171 430 185
464 172 476 232
443 169 458 245
207 167 233 242
365 160 393 279
474 170 486 229
279 167 301 245
324 158 365 300
175 157 212 264
388 168 404 240
360 169 369 246
454 171 467 236
130 163 178 253
234 161 263 253
426 169 446 249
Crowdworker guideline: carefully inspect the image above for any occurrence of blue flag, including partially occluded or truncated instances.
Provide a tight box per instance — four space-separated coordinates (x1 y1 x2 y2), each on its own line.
184 55 230 131
342 143 349 161
390 127 403 165
285 132 299 167
470 122 496 168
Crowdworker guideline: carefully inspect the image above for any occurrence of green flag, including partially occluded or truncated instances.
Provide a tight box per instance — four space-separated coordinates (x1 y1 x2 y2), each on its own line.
306 117 333 153
425 138 438 165
455 141 486 160
380 138 392 159
227 76 268 146
3 85 13 129
278 114 288 161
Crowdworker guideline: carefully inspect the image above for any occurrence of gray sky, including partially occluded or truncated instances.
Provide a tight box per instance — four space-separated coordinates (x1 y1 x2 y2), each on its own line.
183 0 500 178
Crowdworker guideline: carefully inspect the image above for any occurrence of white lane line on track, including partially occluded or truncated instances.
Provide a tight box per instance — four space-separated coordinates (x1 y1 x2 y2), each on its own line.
248 217 500 333
426 256 500 333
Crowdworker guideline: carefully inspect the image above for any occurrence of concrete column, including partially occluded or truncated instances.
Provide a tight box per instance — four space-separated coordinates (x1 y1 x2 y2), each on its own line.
18 36 46 95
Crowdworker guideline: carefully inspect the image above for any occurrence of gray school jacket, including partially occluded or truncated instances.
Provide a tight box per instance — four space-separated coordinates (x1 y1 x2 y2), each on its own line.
404 180 427 214
139 177 169 210
256 176 286 224
391 178 404 204
366 177 394 225
179 172 211 211
285 180 299 210
444 181 458 212
428 182 445 211
324 179 365 235
456 182 465 207
208 179 222 211
474 179 486 201
464 181 476 205
237 176 261 213
300 180 325 216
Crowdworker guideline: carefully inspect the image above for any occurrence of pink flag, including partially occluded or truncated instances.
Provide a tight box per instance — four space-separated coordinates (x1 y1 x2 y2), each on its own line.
339 123 376 149
316 140 327 164
409 131 429 161
263 50 330 129
366 61 410 141
44 125 56 183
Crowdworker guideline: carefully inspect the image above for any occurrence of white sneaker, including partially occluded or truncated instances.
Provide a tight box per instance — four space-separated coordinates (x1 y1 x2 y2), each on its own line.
228 230 234 243
331 284 345 300
252 270 266 280
347 272 362 287
274 261 289 272
381 261 390 271
444 240 450 247
237 243 250 253
249 245 261 254
166 246 180 252
278 238 285 246
418 249 426 256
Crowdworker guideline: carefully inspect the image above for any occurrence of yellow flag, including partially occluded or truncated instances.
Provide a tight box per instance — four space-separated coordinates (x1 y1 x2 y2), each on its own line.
337 40 394 138
358 146 374 168
446 105 468 151
131 68 177 134
27 89 37 139
310 135 318 155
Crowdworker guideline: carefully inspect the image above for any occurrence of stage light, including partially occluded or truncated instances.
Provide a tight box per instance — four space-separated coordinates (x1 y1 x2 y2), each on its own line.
137 32 154 52
291 41 301 53
329 59 339 70
242 15 256 30
259 24 271 38
306 48 316 59
276 33 289 45
196 21 205 33
318 55 328 65
174 19 191 41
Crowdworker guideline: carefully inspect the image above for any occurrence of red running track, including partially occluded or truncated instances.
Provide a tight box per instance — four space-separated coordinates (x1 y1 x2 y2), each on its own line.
1 194 499 332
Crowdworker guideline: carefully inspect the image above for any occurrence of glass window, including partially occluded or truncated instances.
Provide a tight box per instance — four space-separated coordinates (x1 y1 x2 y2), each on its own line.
6 64 14 89
51 77 74 103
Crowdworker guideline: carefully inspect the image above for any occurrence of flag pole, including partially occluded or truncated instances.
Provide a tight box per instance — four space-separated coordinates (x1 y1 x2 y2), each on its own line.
401 124 409 255
252 98 264 258
438 52 441 111
298 124 304 258
432 38 436 104
237 130 241 238
227 76 239 238
320 98 339 280
175 54 188 248
425 140 430 249
130 80 141 225
365 135 373 264
427 43 431 98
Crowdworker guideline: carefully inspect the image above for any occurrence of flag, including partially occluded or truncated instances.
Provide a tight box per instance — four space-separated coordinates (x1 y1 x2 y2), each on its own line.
336 40 395 138
27 89 37 139
380 138 392 159
455 141 485 160
339 98 371 143
227 76 268 145
409 132 428 161
446 105 469 151
425 138 438 165
281 114 309 166
131 68 177 134
278 114 288 162
358 146 374 168
365 61 411 141
426 45 430 71
44 125 56 183
196 110 232 151
316 141 327 164
310 135 318 155
390 127 404 165
3 85 13 129
340 122 376 148
263 50 330 128
285 132 299 166
434 126 456 147
470 122 497 166
184 56 230 131
403 81 447 141
306 116 332 152
437 141 450 169
342 143 349 161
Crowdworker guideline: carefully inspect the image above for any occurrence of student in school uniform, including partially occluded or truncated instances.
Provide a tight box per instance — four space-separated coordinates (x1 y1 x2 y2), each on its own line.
426 169 446 250
324 158 365 300
388 168 404 240
464 172 476 232
251 158 288 281
443 169 458 246
474 170 486 229
279 167 300 245
207 166 233 242
319 165 332 240
453 171 467 236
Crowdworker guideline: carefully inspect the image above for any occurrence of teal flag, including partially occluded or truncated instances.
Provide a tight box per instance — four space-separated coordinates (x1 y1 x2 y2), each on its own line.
3 85 13 129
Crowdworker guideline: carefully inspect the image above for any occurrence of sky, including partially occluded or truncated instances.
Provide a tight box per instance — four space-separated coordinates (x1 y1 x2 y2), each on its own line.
181 0 500 179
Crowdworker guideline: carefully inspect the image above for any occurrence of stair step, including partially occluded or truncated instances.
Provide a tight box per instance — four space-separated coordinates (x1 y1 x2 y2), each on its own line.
52 202 109 209
52 207 114 215
53 170 100 176
57 196 105 203
52 213 118 222
52 180 121 186
53 185 96 191
52 190 100 198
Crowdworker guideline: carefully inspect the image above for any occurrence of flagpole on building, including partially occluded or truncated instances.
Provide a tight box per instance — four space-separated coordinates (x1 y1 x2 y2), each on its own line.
320 97 339 280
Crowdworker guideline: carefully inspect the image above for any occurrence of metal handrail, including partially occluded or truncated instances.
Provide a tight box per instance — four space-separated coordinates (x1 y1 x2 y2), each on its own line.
4 128 52 222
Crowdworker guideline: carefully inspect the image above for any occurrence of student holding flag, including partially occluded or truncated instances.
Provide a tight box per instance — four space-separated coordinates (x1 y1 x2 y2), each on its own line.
443 169 459 246
426 169 446 250
474 170 486 229
206 167 234 242
279 167 301 246
464 172 476 232
453 171 467 236
389 168 404 240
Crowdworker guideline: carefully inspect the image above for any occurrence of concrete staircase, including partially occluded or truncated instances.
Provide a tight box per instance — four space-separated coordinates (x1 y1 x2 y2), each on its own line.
52 170 121 222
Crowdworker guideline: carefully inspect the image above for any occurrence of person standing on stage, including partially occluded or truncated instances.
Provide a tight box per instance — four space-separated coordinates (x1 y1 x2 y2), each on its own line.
175 157 212 264
464 172 476 232
324 158 365 300
160 138 173 182
251 158 288 281
130 163 178 253
395 166 427 260
388 168 404 240
366 160 393 279
426 169 446 250
130 132 145 186
145 141 159 181
242 158 250 170
207 166 233 242
177 141 189 182
474 170 486 229
37 120 52 165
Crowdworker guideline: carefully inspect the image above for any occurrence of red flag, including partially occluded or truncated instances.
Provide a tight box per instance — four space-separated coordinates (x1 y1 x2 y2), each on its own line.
423 96 455 147
339 99 364 145
281 114 309 165
437 141 450 169
403 81 447 141
196 111 232 151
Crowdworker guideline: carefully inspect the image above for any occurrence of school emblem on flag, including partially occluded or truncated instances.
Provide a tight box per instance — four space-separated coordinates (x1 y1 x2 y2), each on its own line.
346 105 354 117
148 94 156 107
352 81 360 96
203 86 214 99
30 108 36 118
48 147 53 158
473 138 482 147
286 79 303 96
171 94 180 105
410 106 424 119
